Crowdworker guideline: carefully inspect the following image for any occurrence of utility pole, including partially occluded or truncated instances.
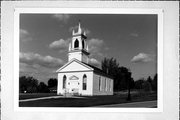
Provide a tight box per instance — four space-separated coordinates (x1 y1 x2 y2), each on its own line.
127 72 131 101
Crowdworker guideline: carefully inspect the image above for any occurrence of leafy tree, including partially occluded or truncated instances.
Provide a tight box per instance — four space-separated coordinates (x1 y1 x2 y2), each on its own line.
19 76 38 93
47 78 57 88
134 79 145 89
101 57 134 92
147 76 152 83
118 67 132 91
142 81 152 92
38 82 50 93
101 58 119 91
147 76 153 87
19 76 28 93
152 74 157 91
130 78 135 89
127 72 133 101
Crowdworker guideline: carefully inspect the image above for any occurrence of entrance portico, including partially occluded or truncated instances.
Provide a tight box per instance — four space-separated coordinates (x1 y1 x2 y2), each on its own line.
68 80 79 94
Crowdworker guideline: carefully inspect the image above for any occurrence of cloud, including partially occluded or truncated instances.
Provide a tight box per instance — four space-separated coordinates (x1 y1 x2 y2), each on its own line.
130 33 139 37
19 62 58 83
69 25 91 35
49 38 106 55
87 38 105 56
89 58 101 67
20 29 32 42
20 52 64 68
49 37 107 62
52 14 71 23
131 53 153 63
49 39 70 52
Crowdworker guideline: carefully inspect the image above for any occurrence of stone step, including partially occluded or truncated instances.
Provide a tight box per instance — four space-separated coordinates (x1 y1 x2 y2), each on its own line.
63 92 79 97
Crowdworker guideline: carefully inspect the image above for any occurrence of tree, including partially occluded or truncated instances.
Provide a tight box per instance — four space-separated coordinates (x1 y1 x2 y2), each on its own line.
47 78 57 88
142 81 152 92
118 67 132 90
134 79 145 89
38 82 50 93
101 57 134 92
101 57 120 91
127 72 133 101
19 76 28 93
147 76 152 83
19 76 38 93
152 74 157 91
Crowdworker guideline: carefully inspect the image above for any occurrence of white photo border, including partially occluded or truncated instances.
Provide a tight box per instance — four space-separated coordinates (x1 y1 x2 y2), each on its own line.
14 8 163 113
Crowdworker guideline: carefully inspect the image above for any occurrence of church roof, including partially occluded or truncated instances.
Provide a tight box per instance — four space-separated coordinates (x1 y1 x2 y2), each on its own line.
82 62 113 79
56 59 113 79
56 58 93 72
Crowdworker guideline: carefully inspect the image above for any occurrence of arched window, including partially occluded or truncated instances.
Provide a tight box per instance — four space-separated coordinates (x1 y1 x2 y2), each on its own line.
63 75 66 89
74 39 79 48
82 40 85 49
83 74 87 90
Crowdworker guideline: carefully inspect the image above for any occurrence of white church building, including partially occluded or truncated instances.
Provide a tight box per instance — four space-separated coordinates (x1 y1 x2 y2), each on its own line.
56 22 113 96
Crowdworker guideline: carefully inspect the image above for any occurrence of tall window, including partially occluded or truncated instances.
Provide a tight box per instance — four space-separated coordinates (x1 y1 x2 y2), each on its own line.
63 75 66 89
82 40 85 49
74 39 79 48
105 78 108 91
109 80 111 91
109 80 112 91
83 74 87 90
99 76 101 91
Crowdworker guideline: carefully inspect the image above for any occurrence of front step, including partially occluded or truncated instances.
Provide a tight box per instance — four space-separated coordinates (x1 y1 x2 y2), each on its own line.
63 92 80 97
63 92 72 97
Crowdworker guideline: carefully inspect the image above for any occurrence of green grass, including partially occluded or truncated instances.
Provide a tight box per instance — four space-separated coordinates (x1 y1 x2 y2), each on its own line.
19 92 157 107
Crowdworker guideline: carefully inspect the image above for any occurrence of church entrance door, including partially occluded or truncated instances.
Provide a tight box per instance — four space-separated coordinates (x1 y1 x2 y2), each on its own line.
69 81 79 95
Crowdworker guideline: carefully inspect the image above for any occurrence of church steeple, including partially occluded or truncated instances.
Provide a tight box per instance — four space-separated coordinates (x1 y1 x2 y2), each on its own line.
68 21 90 63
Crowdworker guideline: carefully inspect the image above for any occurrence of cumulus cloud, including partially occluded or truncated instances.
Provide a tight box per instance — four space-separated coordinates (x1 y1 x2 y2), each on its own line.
20 29 32 42
69 25 91 35
49 39 69 51
49 38 106 55
49 37 107 59
20 52 64 68
52 14 71 23
49 39 69 52
89 58 101 67
131 53 153 63
20 62 58 83
130 33 139 37
87 38 105 56
20 63 39 74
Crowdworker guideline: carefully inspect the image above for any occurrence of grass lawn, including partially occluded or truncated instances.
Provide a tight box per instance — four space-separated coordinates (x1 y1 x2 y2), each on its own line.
19 92 157 107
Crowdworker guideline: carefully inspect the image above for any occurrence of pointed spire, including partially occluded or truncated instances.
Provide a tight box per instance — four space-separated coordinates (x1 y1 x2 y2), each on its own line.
69 43 71 51
78 20 81 28
78 20 82 34
72 29 75 35
84 31 86 36
87 45 89 52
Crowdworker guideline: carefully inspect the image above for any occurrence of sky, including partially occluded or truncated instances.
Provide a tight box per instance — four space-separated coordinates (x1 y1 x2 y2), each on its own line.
20 14 157 83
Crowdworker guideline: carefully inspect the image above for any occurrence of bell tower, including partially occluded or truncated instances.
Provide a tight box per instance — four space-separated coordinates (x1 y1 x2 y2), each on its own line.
68 21 90 63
